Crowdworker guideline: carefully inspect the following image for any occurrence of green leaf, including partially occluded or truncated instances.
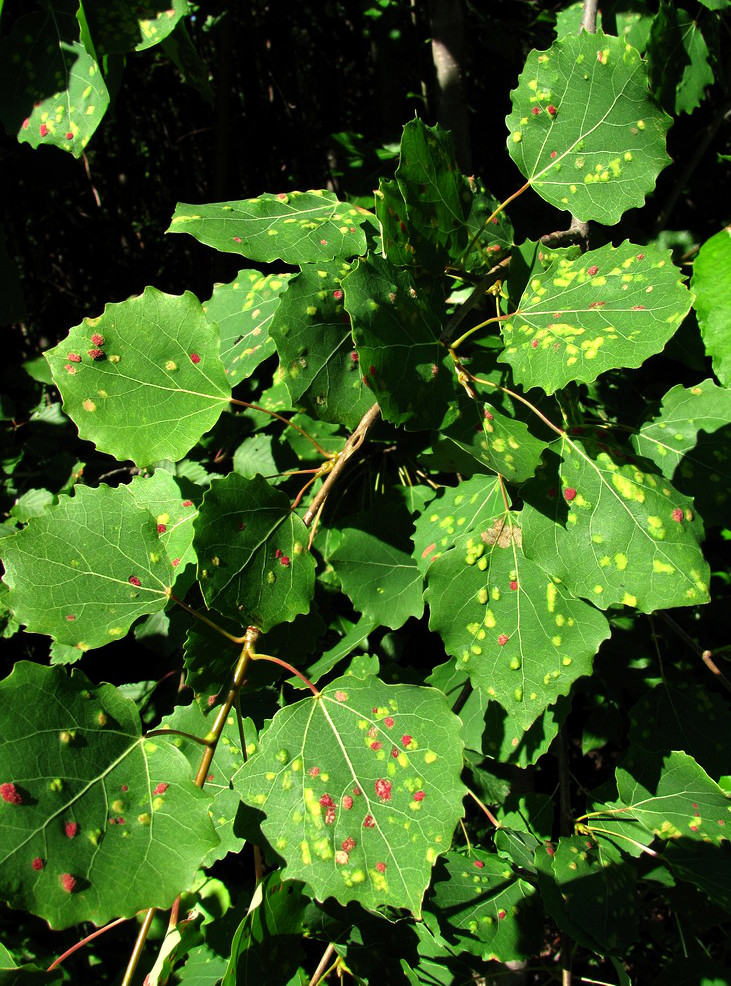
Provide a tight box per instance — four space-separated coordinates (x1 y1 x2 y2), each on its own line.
343 255 456 430
233 674 466 916
374 178 434 268
633 379 731 527
203 271 291 386
423 476 610 729
692 226 731 386
394 119 468 263
329 497 424 631
1 484 173 651
461 179 515 274
193 474 315 632
45 286 231 468
647 2 715 114
168 192 375 264
482 697 570 768
270 262 374 428
616 750 731 844
0 662 217 929
498 242 693 394
429 850 543 961
506 31 671 223
125 469 198 574
80 0 190 54
0 8 109 157
522 438 711 612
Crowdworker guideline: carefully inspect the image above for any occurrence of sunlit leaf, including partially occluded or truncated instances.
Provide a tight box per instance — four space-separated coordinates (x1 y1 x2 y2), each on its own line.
692 226 731 386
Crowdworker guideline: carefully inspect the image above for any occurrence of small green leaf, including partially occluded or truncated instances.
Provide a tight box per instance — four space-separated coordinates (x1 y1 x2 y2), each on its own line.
233 674 466 916
343 255 456 430
193 474 315 632
429 850 543 961
374 178 433 267
45 286 231 468
506 31 671 223
522 438 711 612
168 191 375 264
692 226 731 386
81 0 190 54
1 484 173 650
647 2 715 115
125 469 197 574
203 271 291 386
499 242 693 394
0 9 109 157
461 179 514 274
0 662 218 929
270 262 373 428
633 379 731 527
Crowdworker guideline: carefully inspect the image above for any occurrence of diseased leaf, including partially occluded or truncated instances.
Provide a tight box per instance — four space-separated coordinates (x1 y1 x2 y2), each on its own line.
81 0 190 54
45 287 231 468
506 31 671 223
498 242 693 394
692 226 731 386
125 469 198 574
633 379 731 527
482 697 570 769
429 850 543 961
168 192 375 264
374 178 437 268
0 662 217 929
522 438 710 612
461 179 515 274
344 255 456 430
269 262 373 429
233 674 466 916
203 271 291 386
0 8 109 157
1 484 173 651
193 474 315 632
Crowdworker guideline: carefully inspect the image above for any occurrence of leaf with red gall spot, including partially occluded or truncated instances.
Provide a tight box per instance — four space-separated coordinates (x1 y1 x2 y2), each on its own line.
473 860 484 868
413 790 425 802
636 253 645 260
308 766 320 777
31 857 45 871
60 873 76 894
67 353 82 363
550 150 557 159
497 634 509 646
128 575 142 587
153 783 169 795
370 741 382 751
342 836 356 851
88 348 105 360
509 580 518 590
376 862 387 873
352 786 361 796
190 353 201 364
401 734 412 747
40 124 48 137
335 849 349 864
672 508 684 522
342 795 353 809
547 105 557 115
390 747 399 758
157 524 167 533
531 106 541 115
319 794 335 808
91 334 105 346
182 500 194 508
375 778 392 801
333 289 344 300
65 821 78 838
279 555 290 567
325 806 336 825
563 487 577 501
363 814 376 828
66 614 76 621
384 716 394 728
275 549 283 559
587 265 599 277
1 782 23 804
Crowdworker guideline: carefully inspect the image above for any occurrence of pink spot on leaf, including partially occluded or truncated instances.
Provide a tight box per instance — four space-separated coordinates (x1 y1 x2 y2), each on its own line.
333 289 344 300
421 542 436 559
498 909 507 920
319 794 335 808
233 236 242 243
342 836 356 851
564 487 577 501
279 555 290 566
589 301 606 308
550 150 557 158
40 124 48 137
413 790 425 802
384 717 394 728
65 821 78 838
182 500 193 507
32 857 45 870
636 253 645 260
363 814 375 828
157 524 167 533
474 860 484 869
153 783 169 795
510 580 518 590
497 634 509 646
587 265 599 277
370 741 382 751
172 558 180 567
335 691 348 702
320 239 328 246
391 747 399 758
91 334 105 346
672 508 684 522
547 105 557 116
129 576 141 587
375 861 386 873
335 849 349 864
375 779 392 802
0 783 22 805
350 350 359 362
325 806 336 825
88 348 104 360
632 305 645 310
60 873 76 893
342 795 353 809
66 614 76 621
531 107 540 116
190 353 201 364
531 339 538 349
67 352 82 363
22 118 30 130
66 132 73 140
401 735 412 747
308 766 320 777
352 786 362 796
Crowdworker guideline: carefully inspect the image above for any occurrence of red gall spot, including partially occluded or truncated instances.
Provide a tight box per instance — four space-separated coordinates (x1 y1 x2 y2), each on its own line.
421 542 437 560
690 824 698 831
632 305 645 310
233 236 242 243
431 364 439 378
368 726 378 738
121 785 128 792
342 795 353 809
350 350 359 362
497 634 509 646
352 786 362 796
60 873 76 894
510 580 518 590
320 239 328 245
564 487 577 501
363 814 375 828
694 810 700 817
372 708 379 714
157 523 167 533
279 555 290 566
692 803 698 809
401 735 412 747
207 694 217 706
399 221 407 233
531 339 538 349
335 690 348 702
587 265 599 277
308 766 320 777
129 575 141 587
375 778 392 801
277 193 288 200
66 132 73 140
335 849 349 864
384 716 395 728
545 843 555 856
391 747 399 758
547 105 557 116
190 353 201 364
474 860 485 869
182 500 193 507
88 348 104 360
64 364 76 373
484 409 494 420
370 741 382 751
40 124 48 137
589 301 606 308
108 817 117 824
207 774 215 782
275 549 283 559
32 857 45 871
531 107 541 116
91 334 105 346
672 508 684 523
22 117 30 130
116 817 125 824
325 806 336 824
65 821 78 838
369 365 376 376
636 253 645 260
333 289 344 300
66 614 76 621
172 558 180 567
375 861 387 874
153 783 169 795
319 794 335 808
1 783 23 805
719 820 725 826
342 836 356 851
498 909 507 920
413 790 425 802
550 150 557 159
492 217 498 224
67 352 82 362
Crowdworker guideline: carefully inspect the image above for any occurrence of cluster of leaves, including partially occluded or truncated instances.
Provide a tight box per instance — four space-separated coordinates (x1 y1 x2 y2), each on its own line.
1 2 730 984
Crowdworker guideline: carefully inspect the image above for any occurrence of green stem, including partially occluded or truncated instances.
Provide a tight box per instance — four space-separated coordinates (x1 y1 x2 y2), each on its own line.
168 592 246 644
457 181 531 267
250 652 320 697
466 787 502 829
145 728 211 747
47 916 128 972
450 310 514 352
229 397 332 458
